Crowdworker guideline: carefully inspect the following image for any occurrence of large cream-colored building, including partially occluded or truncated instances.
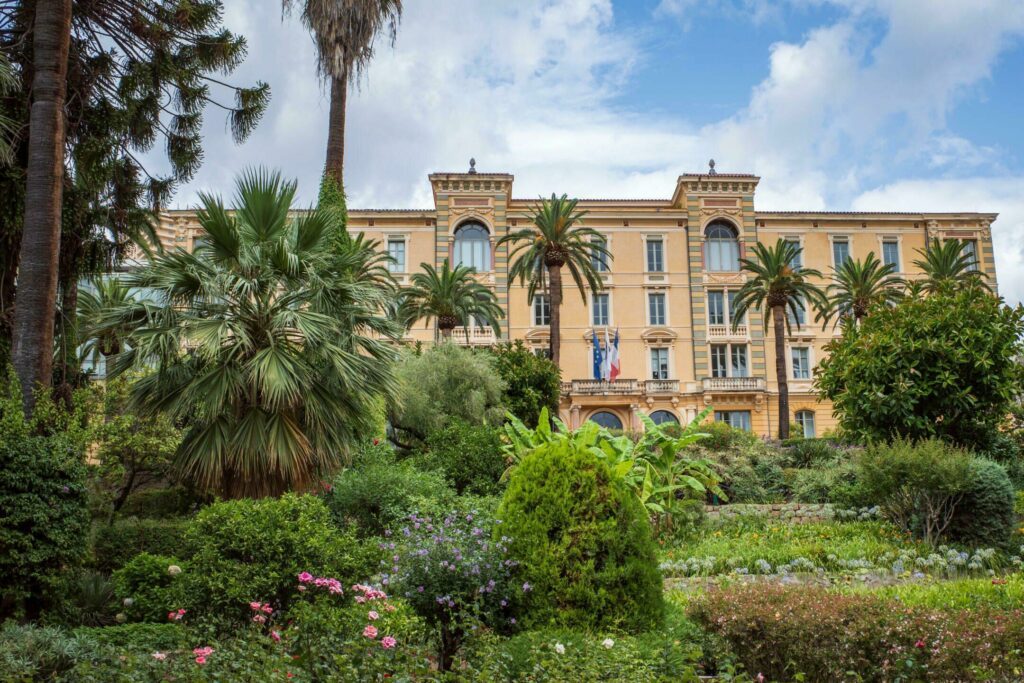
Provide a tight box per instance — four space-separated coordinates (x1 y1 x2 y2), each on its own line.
156 162 999 438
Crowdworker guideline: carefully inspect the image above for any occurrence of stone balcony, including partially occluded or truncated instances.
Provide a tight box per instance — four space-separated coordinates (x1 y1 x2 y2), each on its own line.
707 323 748 339
701 376 766 392
560 379 680 397
450 328 497 346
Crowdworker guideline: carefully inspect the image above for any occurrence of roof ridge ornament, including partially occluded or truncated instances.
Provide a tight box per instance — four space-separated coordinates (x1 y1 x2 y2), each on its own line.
708 159 717 175
468 157 477 174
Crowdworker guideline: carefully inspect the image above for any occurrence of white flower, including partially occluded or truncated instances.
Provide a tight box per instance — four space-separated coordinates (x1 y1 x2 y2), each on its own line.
602 638 614 649
167 565 182 576
152 652 167 661
554 643 565 655
122 597 134 607
115 613 127 623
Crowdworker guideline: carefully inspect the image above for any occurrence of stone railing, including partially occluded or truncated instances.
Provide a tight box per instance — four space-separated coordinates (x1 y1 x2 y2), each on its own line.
643 379 679 394
701 376 766 392
707 323 747 338
449 328 496 346
567 379 640 395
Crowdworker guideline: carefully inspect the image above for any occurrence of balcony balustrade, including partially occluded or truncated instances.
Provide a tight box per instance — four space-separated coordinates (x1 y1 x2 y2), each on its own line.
701 376 766 392
450 328 497 346
707 323 748 339
643 379 679 394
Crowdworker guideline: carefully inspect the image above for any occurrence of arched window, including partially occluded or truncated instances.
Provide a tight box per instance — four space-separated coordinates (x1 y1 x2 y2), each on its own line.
453 222 490 271
649 410 678 425
588 411 623 430
704 222 740 272
795 410 816 438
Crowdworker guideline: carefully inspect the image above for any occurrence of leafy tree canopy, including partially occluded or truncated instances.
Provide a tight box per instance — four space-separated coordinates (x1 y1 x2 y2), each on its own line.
815 288 1024 445
489 341 560 428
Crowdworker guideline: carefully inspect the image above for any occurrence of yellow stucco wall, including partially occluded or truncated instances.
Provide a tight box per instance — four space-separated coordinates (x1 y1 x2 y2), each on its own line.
156 168 998 439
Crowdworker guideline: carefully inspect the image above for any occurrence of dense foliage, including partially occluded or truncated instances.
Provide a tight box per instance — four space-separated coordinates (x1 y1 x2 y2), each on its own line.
98 170 399 497
179 494 378 622
390 344 506 441
422 420 506 495
112 553 186 623
691 583 1024 682
90 518 190 575
490 341 561 428
0 380 90 620
498 438 664 633
325 441 456 537
816 288 1024 444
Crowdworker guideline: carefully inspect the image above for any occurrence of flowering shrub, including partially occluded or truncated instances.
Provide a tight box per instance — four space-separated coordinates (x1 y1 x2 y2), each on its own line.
382 510 521 670
111 553 186 623
690 583 1024 681
179 494 378 622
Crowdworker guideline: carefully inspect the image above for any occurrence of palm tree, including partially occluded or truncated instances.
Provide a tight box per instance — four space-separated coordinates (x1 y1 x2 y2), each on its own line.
99 168 400 498
817 252 904 327
731 240 826 440
77 277 146 372
10 0 73 412
0 53 18 165
498 194 610 366
282 0 402 187
913 238 990 294
400 260 504 340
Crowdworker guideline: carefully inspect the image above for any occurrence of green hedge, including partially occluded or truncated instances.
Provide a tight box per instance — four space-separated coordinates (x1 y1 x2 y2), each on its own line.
498 439 663 633
89 517 190 574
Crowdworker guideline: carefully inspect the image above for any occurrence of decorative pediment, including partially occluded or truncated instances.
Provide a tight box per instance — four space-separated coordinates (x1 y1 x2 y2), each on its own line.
641 327 677 344
524 328 551 342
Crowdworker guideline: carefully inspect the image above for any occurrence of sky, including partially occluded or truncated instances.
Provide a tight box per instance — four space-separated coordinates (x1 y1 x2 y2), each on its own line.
154 0 1024 303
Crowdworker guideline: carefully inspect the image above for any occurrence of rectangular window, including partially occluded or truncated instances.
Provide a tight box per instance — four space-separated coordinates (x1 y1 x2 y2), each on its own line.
731 344 749 377
787 295 806 328
715 410 752 431
785 238 802 268
533 347 551 359
592 293 610 326
710 344 728 378
832 238 850 268
387 238 406 273
728 291 746 325
882 240 900 270
591 236 609 272
795 410 816 438
648 292 666 326
792 347 810 380
650 348 669 380
962 239 979 271
646 238 664 272
532 294 550 326
708 290 725 325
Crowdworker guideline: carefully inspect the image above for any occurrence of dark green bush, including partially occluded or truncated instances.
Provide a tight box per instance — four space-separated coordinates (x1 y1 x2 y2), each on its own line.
0 623 102 681
489 340 561 428
57 570 118 627
118 486 199 519
0 423 89 620
977 431 1024 489
112 553 186 623
181 493 378 622
89 517 190 574
702 441 788 504
783 438 843 468
498 439 663 633
73 622 188 653
422 420 505 495
325 442 456 537
693 421 755 452
947 458 1016 548
791 460 859 505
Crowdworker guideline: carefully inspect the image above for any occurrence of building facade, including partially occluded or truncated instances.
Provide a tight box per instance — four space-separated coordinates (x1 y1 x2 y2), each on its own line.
156 163 999 438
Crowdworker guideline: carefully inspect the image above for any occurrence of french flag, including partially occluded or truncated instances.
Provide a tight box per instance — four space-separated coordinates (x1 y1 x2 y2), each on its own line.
605 328 621 381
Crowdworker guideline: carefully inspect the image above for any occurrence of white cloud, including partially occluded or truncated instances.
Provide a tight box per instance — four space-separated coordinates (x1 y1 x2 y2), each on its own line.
852 177 1024 305
156 0 1024 301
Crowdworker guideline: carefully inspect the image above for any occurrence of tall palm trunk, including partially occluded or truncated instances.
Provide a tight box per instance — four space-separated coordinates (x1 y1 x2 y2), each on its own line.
12 0 72 413
772 304 789 439
548 263 563 366
324 71 347 186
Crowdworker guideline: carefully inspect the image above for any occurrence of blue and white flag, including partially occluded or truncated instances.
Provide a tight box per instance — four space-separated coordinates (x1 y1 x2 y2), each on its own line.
592 328 603 380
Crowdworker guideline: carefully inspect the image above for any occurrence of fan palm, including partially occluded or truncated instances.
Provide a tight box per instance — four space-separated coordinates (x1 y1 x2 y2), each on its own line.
731 240 826 440
913 238 990 294
0 53 17 166
497 194 610 365
400 260 504 340
282 0 402 187
817 252 904 327
99 168 400 498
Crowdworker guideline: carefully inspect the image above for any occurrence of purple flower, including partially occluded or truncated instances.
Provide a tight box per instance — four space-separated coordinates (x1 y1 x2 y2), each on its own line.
522 582 532 592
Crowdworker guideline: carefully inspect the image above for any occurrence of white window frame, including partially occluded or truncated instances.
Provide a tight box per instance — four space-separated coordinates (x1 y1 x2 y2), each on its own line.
704 222 741 272
590 234 610 273
532 293 550 327
783 235 804 269
644 234 666 273
829 235 852 272
591 291 612 327
790 345 812 380
879 235 901 272
710 342 749 378
715 410 752 431
708 289 745 327
647 290 668 326
649 346 671 380
386 236 407 273
795 410 816 438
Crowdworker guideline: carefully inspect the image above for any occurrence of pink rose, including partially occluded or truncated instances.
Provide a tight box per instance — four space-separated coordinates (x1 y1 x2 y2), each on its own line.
363 624 378 639
249 601 261 611
381 636 397 649
368 610 379 620
195 656 206 665
271 630 281 642
151 652 167 661
298 572 313 583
